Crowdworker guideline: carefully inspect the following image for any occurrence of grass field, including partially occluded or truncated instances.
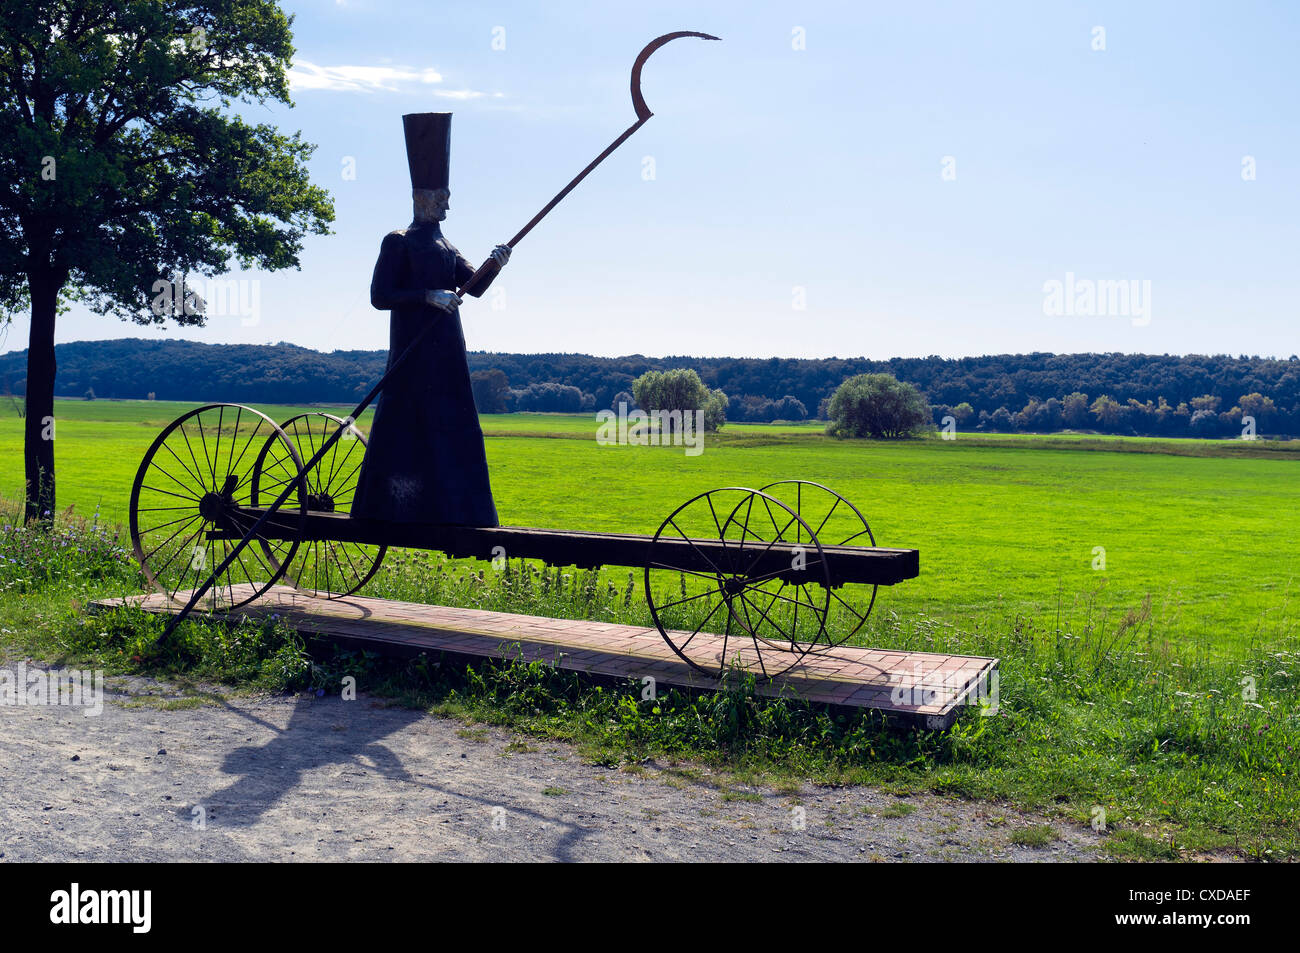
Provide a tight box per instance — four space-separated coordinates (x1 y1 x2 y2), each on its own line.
3 398 1297 651
2 397 1298 858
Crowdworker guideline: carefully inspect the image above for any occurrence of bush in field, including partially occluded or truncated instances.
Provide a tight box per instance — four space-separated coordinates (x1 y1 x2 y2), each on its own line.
826 374 929 439
510 382 592 413
632 368 726 432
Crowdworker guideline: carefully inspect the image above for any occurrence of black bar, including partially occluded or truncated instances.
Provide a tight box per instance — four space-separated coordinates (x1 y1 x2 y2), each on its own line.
213 509 920 587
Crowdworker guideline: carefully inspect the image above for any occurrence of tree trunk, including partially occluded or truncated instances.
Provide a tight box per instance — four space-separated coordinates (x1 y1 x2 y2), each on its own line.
24 271 60 525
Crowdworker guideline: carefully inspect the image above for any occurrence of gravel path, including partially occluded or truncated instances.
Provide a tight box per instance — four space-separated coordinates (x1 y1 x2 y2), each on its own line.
0 664 1105 862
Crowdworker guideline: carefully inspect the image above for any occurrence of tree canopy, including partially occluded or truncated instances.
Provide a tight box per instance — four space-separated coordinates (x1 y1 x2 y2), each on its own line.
1 1 334 519
826 373 930 439
631 368 727 432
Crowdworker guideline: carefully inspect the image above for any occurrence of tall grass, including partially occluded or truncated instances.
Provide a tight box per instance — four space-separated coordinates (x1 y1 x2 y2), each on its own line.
2 505 1297 859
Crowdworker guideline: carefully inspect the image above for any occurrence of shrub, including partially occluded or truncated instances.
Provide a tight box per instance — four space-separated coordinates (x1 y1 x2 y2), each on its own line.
825 374 929 439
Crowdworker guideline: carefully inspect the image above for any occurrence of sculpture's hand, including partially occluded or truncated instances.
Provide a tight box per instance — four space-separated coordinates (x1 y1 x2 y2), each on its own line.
490 244 511 267
425 289 463 312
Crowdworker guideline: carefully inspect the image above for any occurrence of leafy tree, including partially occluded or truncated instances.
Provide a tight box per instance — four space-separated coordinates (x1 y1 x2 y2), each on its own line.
1062 392 1090 428
987 406 1015 432
771 394 807 421
470 369 509 413
0 1 334 521
1239 392 1276 421
1190 408 1222 435
632 368 710 433
511 382 587 412
1090 394 1125 429
702 387 728 432
825 373 929 439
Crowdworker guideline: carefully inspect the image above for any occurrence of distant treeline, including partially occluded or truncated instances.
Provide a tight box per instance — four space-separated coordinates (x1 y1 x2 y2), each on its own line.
3 338 1300 437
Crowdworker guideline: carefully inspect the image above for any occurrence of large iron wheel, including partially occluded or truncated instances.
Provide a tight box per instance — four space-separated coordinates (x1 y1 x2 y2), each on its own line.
251 412 386 598
760 480 878 647
129 403 307 611
644 487 831 681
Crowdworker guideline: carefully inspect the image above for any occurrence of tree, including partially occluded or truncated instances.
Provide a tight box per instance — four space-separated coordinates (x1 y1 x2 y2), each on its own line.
1 2 334 521
1062 392 1090 428
1239 392 1276 422
702 387 728 432
510 382 586 412
825 373 929 439
470 369 509 413
632 368 710 433
987 406 1015 432
771 394 807 421
1090 394 1125 430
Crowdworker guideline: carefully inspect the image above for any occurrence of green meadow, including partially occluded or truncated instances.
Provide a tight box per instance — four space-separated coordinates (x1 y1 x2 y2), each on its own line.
3 398 1299 858
4 398 1297 652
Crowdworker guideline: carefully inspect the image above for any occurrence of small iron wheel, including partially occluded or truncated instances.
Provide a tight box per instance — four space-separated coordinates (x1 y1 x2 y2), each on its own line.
129 403 306 611
760 480 879 647
644 487 831 681
251 412 386 598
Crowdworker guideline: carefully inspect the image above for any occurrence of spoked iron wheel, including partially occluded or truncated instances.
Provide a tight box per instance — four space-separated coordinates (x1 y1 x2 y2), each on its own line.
251 412 386 598
760 480 878 647
129 404 307 611
644 487 831 681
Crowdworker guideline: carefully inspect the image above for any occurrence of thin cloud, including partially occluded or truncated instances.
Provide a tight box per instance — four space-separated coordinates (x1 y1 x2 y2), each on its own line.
288 59 498 98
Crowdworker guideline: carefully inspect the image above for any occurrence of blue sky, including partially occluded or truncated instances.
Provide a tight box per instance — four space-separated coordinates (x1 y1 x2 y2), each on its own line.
6 0 1298 359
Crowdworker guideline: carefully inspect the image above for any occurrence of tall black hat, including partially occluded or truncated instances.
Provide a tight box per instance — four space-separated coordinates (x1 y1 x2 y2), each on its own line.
403 112 451 191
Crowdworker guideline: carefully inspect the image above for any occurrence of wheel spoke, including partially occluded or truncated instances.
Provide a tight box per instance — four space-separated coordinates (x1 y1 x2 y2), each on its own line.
654 585 725 613
741 512 799 579
667 518 724 577
674 597 726 654
176 423 211 495
140 484 202 505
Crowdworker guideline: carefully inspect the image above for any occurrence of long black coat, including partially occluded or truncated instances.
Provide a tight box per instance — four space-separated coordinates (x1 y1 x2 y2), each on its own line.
350 223 499 526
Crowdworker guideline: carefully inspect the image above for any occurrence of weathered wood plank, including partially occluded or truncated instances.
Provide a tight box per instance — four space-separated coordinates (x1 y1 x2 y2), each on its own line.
91 587 994 729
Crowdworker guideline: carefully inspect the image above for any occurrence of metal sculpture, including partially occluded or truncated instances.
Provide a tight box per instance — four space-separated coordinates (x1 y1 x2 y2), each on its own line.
131 32 922 680
149 30 721 643
350 113 506 527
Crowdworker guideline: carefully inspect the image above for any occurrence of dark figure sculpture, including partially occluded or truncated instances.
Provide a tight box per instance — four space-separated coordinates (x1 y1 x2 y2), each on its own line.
351 113 510 526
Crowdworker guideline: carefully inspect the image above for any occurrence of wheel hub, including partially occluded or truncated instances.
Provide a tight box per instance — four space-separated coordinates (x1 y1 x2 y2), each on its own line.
198 491 227 523
307 491 335 512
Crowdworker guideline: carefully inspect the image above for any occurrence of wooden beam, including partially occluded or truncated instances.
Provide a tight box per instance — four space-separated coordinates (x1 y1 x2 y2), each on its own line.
216 509 920 587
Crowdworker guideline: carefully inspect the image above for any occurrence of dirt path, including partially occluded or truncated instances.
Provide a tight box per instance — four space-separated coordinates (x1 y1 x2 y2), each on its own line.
0 664 1106 862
